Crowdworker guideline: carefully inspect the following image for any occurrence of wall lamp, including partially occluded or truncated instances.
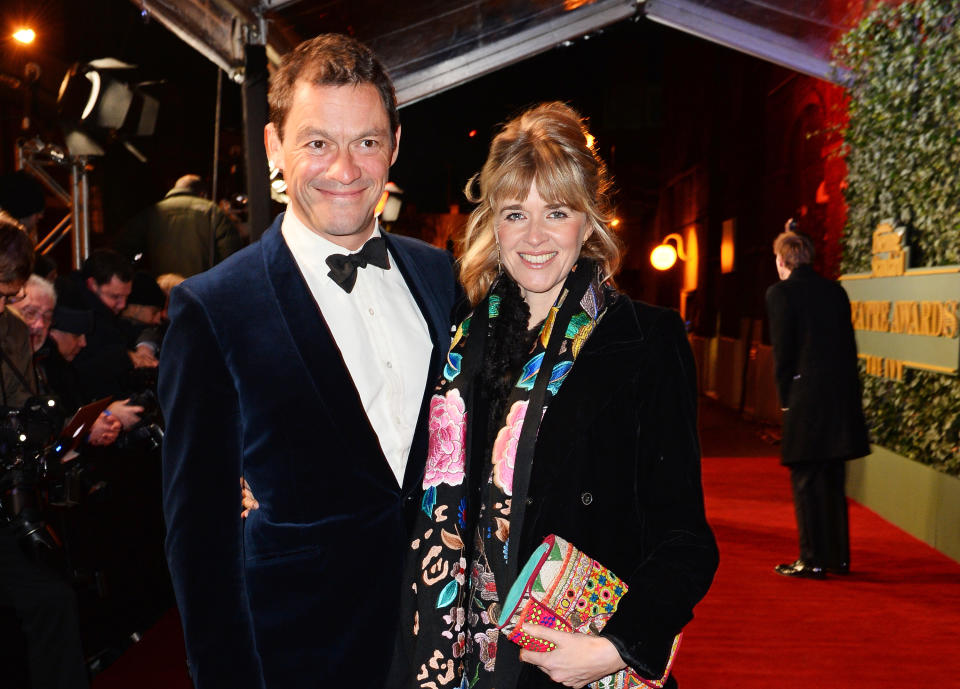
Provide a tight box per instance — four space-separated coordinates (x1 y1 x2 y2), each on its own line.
650 233 687 271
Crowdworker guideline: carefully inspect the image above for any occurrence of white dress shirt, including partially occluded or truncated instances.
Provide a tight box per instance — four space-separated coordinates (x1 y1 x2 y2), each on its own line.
281 209 432 485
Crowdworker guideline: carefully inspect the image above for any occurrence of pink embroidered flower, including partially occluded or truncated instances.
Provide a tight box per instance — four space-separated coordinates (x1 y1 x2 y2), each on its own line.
424 391 467 488
491 400 528 495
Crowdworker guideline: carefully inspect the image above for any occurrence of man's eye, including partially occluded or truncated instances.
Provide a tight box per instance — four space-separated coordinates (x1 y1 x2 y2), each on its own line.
307 140 327 150
359 139 377 148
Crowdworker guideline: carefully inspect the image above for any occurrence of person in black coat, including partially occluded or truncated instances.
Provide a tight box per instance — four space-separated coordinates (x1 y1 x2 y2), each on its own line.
404 102 718 689
765 229 870 579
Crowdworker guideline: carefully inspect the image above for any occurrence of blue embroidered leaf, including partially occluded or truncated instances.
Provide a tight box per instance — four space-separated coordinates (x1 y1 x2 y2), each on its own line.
488 295 501 318
516 352 544 390
436 578 459 608
421 485 437 517
444 352 462 381
546 360 574 395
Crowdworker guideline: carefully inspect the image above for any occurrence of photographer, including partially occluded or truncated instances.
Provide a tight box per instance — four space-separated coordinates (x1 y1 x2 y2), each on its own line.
0 211 88 688
56 250 157 402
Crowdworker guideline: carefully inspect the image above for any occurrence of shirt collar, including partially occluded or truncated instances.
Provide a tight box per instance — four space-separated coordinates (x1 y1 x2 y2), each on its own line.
281 206 383 263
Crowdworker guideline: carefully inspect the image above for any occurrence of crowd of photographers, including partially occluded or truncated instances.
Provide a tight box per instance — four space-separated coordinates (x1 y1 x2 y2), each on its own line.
0 169 235 688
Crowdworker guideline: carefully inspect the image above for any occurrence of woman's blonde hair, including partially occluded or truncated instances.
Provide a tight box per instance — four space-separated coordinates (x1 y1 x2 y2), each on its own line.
458 102 622 304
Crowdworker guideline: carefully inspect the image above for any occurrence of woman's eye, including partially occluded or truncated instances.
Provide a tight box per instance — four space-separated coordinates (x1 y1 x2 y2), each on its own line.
548 209 569 219
504 212 525 222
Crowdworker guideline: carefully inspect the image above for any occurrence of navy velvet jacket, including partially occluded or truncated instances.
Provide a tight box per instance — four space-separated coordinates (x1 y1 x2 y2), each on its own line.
159 216 458 689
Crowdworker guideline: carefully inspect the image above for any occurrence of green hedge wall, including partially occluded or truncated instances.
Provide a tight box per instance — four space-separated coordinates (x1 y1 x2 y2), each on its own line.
836 0 960 476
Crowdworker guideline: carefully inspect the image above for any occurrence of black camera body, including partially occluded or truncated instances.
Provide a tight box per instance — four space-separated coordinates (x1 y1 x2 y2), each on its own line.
117 388 164 452
0 396 68 556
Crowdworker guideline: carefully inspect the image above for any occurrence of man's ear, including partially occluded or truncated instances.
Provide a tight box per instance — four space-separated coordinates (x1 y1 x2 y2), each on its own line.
264 123 283 171
390 125 401 166
85 277 97 293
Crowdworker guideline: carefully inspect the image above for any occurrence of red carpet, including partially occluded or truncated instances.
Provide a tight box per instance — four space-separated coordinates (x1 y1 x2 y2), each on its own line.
675 402 960 687
92 400 960 687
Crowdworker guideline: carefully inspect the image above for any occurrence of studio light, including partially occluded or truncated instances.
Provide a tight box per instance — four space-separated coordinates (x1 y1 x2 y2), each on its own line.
57 58 159 159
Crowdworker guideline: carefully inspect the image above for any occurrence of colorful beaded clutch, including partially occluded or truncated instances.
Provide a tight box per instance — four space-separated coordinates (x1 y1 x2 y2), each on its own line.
497 534 680 689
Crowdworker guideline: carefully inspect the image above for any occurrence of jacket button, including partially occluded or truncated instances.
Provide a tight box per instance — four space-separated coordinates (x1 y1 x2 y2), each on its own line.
526 497 534 505
581 492 593 506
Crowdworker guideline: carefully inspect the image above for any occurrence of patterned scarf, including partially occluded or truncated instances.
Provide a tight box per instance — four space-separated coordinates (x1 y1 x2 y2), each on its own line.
408 258 610 689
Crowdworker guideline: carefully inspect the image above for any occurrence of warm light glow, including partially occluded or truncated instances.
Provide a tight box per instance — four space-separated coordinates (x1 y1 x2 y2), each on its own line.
374 189 389 217
585 133 595 149
721 219 735 273
683 227 699 291
610 218 620 228
468 129 477 138
651 244 678 271
13 28 36 44
651 233 688 271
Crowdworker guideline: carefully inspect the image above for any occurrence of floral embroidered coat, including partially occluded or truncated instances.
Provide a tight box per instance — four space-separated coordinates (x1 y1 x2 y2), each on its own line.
411 294 719 689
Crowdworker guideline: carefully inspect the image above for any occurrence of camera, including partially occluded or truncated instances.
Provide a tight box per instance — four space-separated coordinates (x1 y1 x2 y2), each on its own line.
0 396 68 557
116 388 164 452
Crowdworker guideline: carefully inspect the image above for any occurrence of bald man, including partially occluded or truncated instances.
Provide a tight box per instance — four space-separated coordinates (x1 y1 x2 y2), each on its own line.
119 174 245 277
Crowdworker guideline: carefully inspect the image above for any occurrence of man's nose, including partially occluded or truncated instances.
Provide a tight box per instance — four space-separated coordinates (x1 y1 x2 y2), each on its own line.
327 148 361 185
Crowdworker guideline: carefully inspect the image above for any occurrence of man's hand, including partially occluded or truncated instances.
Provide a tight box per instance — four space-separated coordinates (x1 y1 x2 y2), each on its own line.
240 476 259 518
129 345 159 368
88 412 122 446
107 399 144 430
518 624 626 688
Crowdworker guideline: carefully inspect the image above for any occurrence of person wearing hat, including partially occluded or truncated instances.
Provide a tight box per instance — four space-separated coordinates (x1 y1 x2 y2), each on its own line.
33 305 124 445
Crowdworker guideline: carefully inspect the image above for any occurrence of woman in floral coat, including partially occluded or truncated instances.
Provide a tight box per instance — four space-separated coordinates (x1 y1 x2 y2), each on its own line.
405 102 718 689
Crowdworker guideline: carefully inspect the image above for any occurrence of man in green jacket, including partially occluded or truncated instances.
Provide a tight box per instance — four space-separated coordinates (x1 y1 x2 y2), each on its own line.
119 174 245 277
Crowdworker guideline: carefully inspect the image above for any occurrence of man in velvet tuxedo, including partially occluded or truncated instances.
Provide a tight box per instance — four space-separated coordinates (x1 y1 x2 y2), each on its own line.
766 228 869 579
159 34 458 688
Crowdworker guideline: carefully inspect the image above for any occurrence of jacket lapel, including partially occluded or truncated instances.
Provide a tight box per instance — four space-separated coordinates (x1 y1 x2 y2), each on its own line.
259 217 397 489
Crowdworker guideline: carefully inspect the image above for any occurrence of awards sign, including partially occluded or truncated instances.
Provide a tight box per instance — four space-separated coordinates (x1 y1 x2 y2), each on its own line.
840 222 960 380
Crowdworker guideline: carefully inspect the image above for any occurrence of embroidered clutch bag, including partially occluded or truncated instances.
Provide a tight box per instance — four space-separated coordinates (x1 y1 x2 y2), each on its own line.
496 534 680 689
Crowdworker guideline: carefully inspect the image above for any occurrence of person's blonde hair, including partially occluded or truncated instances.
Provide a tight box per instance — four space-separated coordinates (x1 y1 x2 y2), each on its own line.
458 102 621 304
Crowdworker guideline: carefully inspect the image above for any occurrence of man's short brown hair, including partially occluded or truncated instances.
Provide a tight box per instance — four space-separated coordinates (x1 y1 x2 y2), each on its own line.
268 34 399 147
0 211 34 283
773 230 815 270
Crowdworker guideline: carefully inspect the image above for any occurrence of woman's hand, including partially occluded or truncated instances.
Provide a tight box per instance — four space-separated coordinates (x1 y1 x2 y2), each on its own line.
518 624 626 688
240 476 259 518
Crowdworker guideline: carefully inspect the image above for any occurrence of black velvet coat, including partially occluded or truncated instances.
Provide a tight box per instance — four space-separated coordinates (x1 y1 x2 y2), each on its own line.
765 265 870 465
501 296 719 689
159 215 458 689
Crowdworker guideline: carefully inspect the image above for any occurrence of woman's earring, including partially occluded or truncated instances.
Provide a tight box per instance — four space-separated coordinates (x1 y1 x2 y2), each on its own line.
494 234 503 275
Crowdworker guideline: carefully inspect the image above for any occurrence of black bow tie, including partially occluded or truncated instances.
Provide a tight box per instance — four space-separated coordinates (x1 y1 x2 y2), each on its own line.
325 236 391 293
